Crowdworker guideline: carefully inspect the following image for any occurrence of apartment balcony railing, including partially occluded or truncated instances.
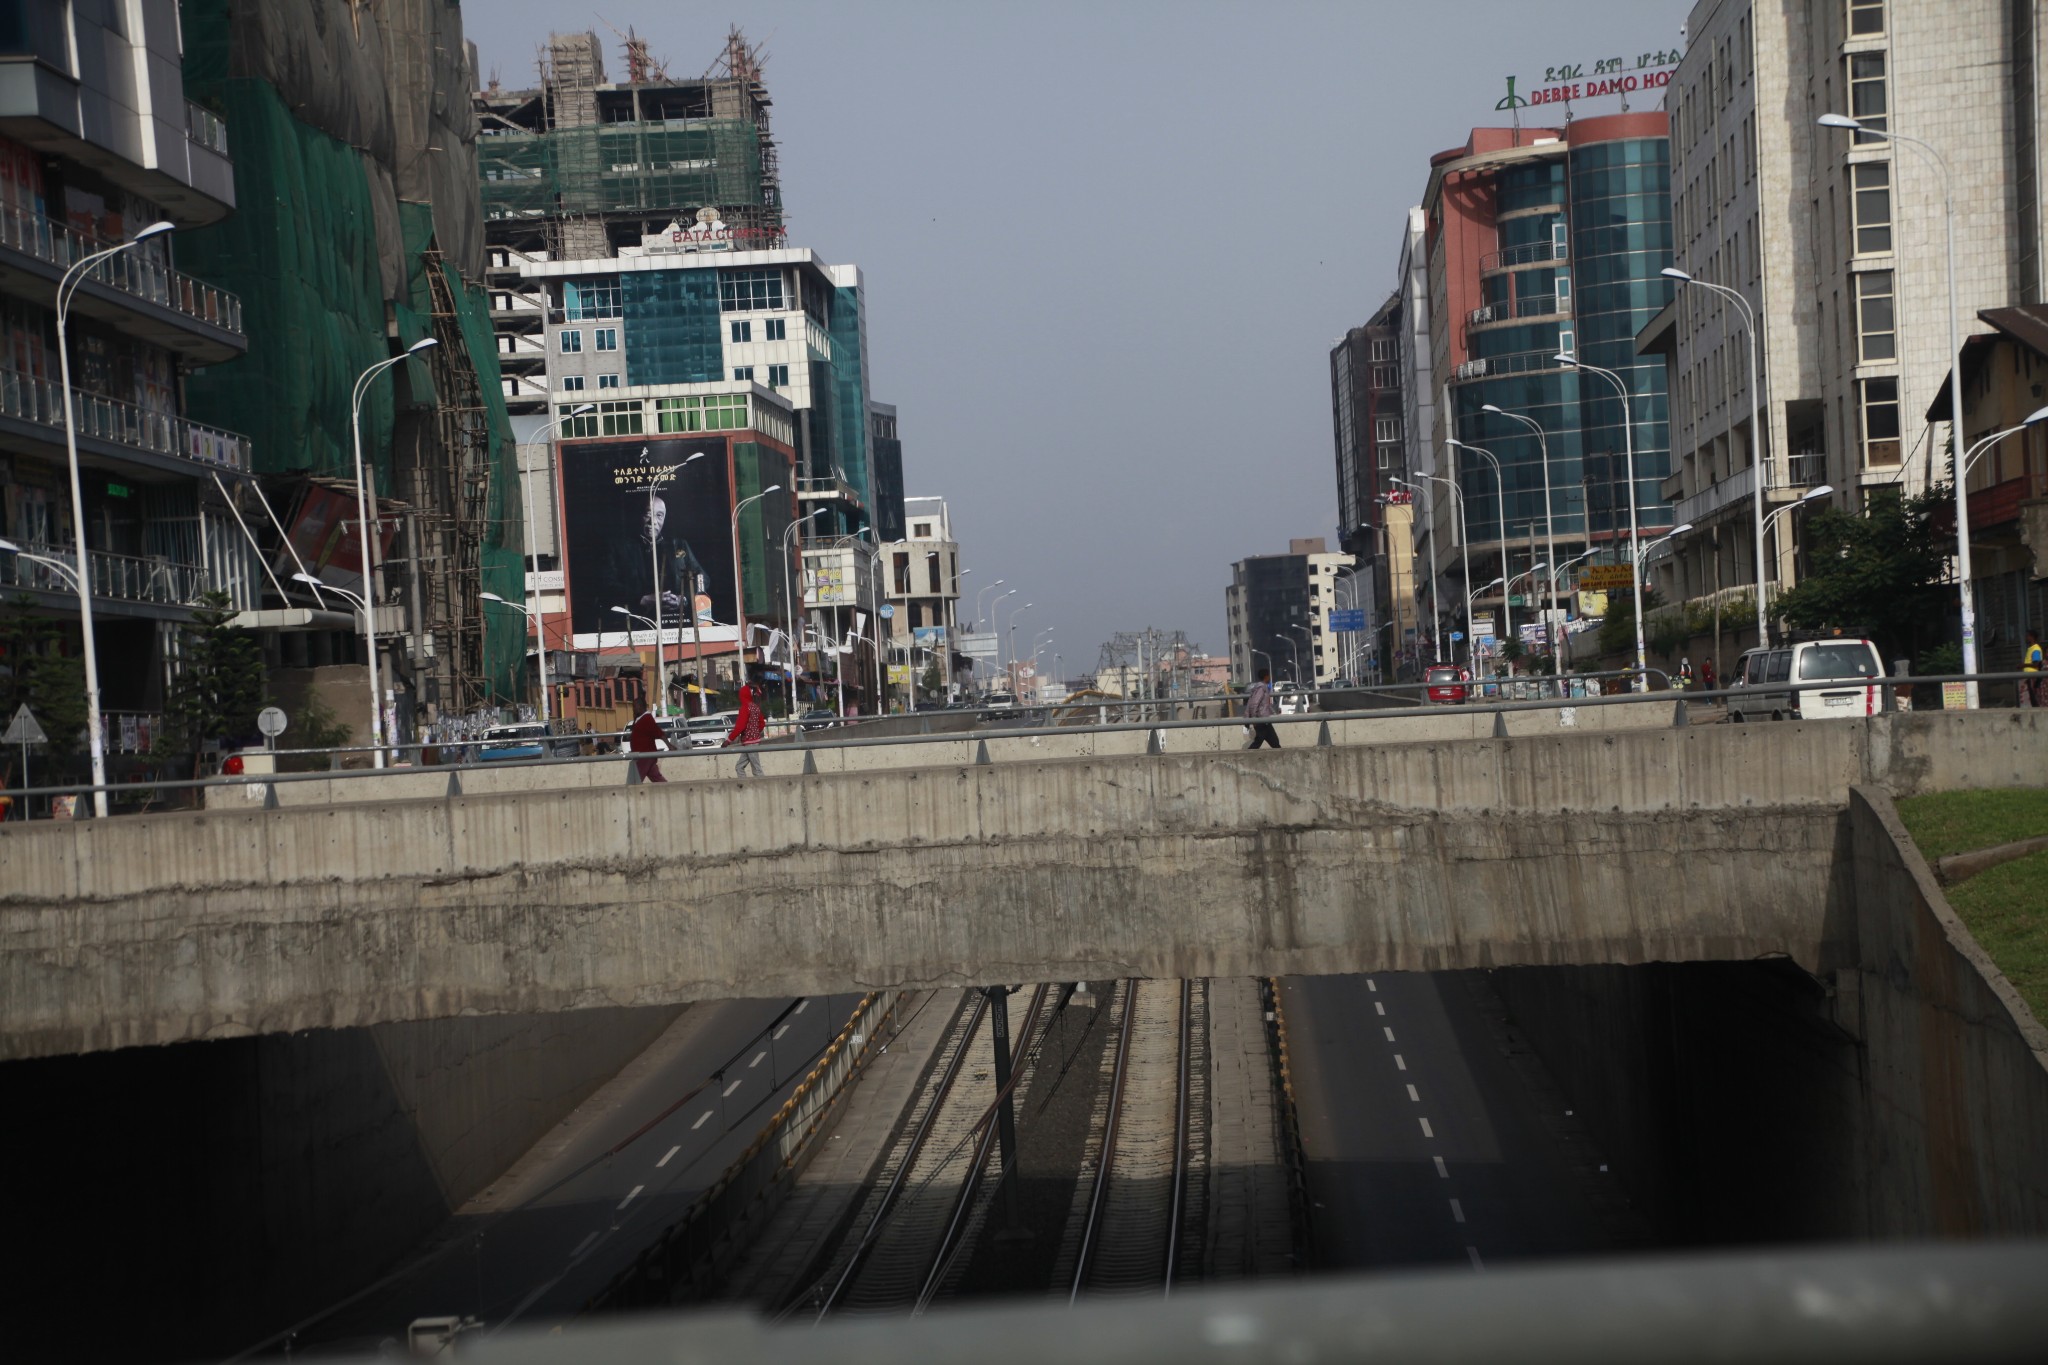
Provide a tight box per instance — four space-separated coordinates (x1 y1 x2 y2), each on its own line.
185 101 231 158
0 541 208 608
1672 452 1828 528
1468 294 1564 329
1 365 251 472
0 200 244 337
1479 240 1568 273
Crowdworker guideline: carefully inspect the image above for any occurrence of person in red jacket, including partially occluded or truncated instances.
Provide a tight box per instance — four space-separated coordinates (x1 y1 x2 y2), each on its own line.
628 706 667 783
724 683 766 777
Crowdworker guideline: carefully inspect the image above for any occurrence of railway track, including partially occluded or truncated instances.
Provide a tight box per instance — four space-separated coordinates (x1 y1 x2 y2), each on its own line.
807 985 1055 1317
1062 978 1206 1299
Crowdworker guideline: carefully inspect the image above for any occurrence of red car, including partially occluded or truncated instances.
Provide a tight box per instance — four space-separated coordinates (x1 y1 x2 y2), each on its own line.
1425 663 1471 704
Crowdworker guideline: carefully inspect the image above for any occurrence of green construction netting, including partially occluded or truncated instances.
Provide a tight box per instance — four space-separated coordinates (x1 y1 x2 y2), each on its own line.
175 77 396 485
478 121 769 221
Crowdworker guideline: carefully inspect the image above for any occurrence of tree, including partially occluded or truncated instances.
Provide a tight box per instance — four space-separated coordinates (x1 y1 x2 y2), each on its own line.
166 590 265 751
0 595 88 754
1771 487 1951 665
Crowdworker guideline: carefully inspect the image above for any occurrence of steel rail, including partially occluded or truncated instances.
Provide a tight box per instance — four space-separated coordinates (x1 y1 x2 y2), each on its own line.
1069 979 1138 1302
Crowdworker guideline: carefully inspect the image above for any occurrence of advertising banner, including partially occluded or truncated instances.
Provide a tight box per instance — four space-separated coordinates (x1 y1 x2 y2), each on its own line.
912 626 947 647
957 631 999 661
559 438 732 638
278 482 397 597
1578 564 1635 592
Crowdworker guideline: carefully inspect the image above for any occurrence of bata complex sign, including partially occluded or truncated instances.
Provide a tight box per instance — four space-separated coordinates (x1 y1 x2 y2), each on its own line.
1497 47 1684 113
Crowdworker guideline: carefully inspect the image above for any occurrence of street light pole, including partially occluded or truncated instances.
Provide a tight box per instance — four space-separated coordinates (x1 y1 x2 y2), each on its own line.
1660 268 1768 648
516 402 594 723
1481 404 1561 648
1556 353 1648 690
782 507 825 705
1273 633 1301 684
55 220 174 813
349 336 440 767
480 593 546 721
1820 114 1973 704
1448 438 1509 643
730 484 784 699
1397 474 1469 668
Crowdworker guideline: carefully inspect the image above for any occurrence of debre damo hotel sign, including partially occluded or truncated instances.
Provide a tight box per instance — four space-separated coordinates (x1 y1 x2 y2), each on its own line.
1497 47 1684 113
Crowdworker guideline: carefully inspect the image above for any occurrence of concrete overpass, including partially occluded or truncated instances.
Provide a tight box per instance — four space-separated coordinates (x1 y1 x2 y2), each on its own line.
2 709 2042 1060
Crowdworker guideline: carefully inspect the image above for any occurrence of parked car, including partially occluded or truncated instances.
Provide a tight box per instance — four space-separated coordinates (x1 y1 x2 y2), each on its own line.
477 723 548 762
798 708 840 731
670 713 733 749
1728 638 1885 722
1425 663 1471 704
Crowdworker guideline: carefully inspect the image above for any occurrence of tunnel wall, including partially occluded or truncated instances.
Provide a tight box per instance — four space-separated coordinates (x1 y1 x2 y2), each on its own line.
1491 787 2048 1242
0 1003 682 1362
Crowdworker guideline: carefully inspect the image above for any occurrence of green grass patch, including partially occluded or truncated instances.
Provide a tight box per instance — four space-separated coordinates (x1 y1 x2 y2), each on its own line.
1944 848 2048 1026
1894 788 2048 861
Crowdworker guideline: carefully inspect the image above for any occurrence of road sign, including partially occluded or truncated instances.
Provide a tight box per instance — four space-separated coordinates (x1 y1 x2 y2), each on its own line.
1449 631 1465 643
1579 563 1635 591
879 603 895 619
3 704 47 746
257 706 289 738
1328 608 1366 632
1508 594 1526 608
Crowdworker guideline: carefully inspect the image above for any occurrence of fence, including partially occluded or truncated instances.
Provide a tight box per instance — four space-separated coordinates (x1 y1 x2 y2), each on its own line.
0 199 243 336
0 364 250 471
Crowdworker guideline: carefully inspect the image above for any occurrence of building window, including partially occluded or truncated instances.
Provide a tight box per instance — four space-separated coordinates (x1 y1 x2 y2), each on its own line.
598 373 620 389
730 319 752 343
598 400 643 436
1369 337 1394 362
914 522 932 538
767 363 789 387
1848 52 1887 141
1858 376 1900 465
594 327 618 351
1848 0 1885 36
765 318 787 341
1371 365 1399 388
1374 416 1399 443
733 366 755 381
560 374 585 391
1854 270 1895 361
1850 162 1892 254
719 268 786 312
656 393 750 433
559 329 582 353
562 278 621 320
556 404 598 439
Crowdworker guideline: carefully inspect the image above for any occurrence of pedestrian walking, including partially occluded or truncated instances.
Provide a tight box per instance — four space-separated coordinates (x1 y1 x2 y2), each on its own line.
1243 668 1281 749
1701 657 1718 694
2021 628 2044 708
725 682 766 776
628 705 668 783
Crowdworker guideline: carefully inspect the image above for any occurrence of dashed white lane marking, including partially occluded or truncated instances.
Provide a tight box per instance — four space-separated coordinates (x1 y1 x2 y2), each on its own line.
1394 1054 1407 1071
1383 1027 1396 1042
773 1023 791 1040
618 1184 644 1210
793 1000 808 1014
1375 1001 1386 1016
1434 1156 1449 1179
749 1050 767 1069
723 1078 744 1097
1450 1198 1466 1223
1406 1084 1420 1102
1467 1246 1486 1272
657 1145 680 1168
570 1231 598 1259
1367 979 1377 992
691 1110 714 1130
1419 1117 1434 1138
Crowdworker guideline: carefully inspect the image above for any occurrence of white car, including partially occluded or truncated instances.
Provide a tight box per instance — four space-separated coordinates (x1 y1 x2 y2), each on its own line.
1273 681 1310 714
982 691 1016 710
1728 638 1885 721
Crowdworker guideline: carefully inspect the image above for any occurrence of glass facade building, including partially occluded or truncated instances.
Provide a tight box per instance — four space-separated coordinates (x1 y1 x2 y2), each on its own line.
1446 127 1675 557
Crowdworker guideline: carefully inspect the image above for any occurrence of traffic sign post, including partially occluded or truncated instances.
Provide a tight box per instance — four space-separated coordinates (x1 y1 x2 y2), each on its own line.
1328 608 1367 633
257 706 289 752
4 703 48 815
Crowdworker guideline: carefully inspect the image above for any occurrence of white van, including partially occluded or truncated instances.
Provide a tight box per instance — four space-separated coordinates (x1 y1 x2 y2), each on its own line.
1728 638 1885 721
1273 681 1310 714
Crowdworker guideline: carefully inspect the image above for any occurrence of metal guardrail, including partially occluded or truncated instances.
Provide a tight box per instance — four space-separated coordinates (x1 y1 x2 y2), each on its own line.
1479 240 1568 272
0 541 206 606
457 1240 2048 1363
0 200 244 335
3 671 2038 815
0 364 251 471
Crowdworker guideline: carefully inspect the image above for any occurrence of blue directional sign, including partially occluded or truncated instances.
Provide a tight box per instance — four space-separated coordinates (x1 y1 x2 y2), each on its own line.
1328 608 1367 632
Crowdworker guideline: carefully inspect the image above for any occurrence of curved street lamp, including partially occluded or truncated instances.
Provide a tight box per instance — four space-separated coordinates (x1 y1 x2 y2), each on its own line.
1481 403 1561 633
1555 352 1650 689
57 220 174 812
505 401 594 722
730 484 784 691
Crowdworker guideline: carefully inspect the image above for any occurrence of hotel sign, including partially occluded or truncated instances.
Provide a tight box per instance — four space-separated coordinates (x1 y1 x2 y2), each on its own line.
1497 48 1684 112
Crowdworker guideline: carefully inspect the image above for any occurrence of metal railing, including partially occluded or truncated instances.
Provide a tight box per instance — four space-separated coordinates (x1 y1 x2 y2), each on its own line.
0 199 243 336
0 364 251 471
1469 294 1562 328
0 541 207 607
8 669 2041 817
1479 240 1568 272
184 100 230 158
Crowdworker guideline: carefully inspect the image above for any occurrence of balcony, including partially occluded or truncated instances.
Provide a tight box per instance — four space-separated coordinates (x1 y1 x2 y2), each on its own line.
0 200 245 361
1963 472 2048 530
1671 452 1827 528
0 541 208 611
1479 241 1568 273
1 364 251 475
1468 294 1563 329
185 101 230 158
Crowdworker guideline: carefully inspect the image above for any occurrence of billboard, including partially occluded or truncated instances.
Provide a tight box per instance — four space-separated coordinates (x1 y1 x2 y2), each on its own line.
1578 564 1635 592
559 437 732 638
278 481 397 597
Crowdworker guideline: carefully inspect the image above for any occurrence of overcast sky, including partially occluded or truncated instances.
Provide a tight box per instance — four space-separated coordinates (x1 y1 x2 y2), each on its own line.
471 0 1689 670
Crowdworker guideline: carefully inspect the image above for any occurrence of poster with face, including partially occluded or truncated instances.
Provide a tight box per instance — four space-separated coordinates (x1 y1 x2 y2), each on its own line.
559 437 733 639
